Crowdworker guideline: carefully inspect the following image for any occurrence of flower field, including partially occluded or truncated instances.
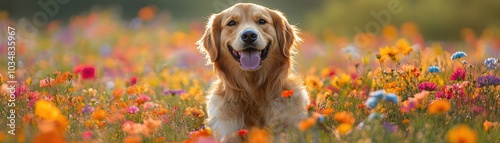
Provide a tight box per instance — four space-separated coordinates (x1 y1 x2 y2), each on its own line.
1 8 500 143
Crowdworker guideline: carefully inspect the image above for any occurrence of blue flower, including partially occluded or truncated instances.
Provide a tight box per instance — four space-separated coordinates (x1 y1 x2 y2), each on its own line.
368 112 385 121
477 74 500 87
484 57 498 70
383 93 399 104
451 51 467 60
427 66 441 73
365 97 379 109
369 90 385 100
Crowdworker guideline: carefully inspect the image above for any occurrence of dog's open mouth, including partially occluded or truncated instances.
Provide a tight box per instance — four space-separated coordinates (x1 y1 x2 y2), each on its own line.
229 43 270 70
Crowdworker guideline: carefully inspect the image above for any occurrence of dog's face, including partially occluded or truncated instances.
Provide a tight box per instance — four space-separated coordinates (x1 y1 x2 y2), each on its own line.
198 3 300 71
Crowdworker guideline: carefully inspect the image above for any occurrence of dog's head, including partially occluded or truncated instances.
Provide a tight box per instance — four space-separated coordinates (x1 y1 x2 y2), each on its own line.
197 3 301 71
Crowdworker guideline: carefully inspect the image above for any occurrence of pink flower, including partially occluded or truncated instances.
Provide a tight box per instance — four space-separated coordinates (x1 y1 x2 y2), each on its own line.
414 91 430 101
418 82 438 91
401 98 417 113
129 76 138 85
450 69 466 81
127 105 140 114
82 131 93 140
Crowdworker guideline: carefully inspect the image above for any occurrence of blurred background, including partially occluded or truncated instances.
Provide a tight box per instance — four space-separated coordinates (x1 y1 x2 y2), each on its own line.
0 0 499 74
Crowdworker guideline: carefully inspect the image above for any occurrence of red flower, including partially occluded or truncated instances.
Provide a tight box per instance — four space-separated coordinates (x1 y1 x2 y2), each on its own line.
281 90 294 98
450 69 466 81
129 76 138 85
238 129 248 136
75 65 95 80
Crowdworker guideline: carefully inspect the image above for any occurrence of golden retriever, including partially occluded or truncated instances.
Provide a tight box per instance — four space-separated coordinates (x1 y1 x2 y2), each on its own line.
197 3 309 141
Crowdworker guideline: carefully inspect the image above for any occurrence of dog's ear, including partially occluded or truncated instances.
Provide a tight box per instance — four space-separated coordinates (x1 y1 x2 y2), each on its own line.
197 13 222 63
269 9 302 58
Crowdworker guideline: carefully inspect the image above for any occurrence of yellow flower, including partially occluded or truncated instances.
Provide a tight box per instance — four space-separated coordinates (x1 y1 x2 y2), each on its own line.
247 127 270 143
379 46 400 62
395 38 412 56
337 123 352 135
446 125 477 143
305 75 323 90
428 99 451 114
35 100 62 121
331 74 351 88
334 111 355 125
92 109 107 121
184 107 205 118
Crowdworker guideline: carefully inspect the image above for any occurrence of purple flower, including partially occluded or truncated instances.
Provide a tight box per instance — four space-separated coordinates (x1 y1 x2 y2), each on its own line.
82 105 95 114
127 105 140 114
418 82 438 91
382 122 398 133
477 74 500 87
163 89 187 95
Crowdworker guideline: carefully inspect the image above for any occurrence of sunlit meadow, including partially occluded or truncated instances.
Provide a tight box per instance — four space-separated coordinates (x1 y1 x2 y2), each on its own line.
1 6 500 143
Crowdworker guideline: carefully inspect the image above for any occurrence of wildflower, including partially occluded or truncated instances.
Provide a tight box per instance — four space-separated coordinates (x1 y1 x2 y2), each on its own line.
81 105 94 114
163 89 187 95
123 135 142 143
401 99 416 113
82 131 93 140
138 6 156 21
365 97 379 109
427 66 440 73
395 38 413 56
382 122 398 132
414 90 430 101
281 90 294 98
451 51 467 60
383 93 399 104
184 107 205 118
418 82 438 91
334 111 355 125
483 120 499 131
379 46 399 62
39 77 55 87
331 74 351 88
321 108 334 116
476 74 500 87
143 118 162 136
369 90 385 100
368 112 385 121
337 123 352 135
428 99 451 114
135 94 151 105
92 109 106 121
127 106 140 114
305 75 323 90
129 76 138 85
298 117 316 131
450 69 466 81
484 57 497 69
446 125 477 143
247 127 270 143
74 65 96 80
35 100 62 121
402 119 410 124
238 129 248 137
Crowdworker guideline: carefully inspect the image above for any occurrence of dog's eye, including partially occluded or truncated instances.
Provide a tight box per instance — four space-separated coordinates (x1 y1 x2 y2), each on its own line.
258 19 267 25
227 20 236 26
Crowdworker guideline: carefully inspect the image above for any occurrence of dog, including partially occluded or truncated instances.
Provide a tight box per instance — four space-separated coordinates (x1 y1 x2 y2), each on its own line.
197 3 309 141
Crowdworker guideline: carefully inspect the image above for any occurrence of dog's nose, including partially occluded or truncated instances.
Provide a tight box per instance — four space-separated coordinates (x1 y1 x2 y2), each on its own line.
241 30 258 43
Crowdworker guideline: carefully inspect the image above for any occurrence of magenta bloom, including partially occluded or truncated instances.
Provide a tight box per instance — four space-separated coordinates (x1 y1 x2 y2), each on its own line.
127 105 140 114
450 69 466 81
436 84 466 99
82 131 93 140
418 82 438 91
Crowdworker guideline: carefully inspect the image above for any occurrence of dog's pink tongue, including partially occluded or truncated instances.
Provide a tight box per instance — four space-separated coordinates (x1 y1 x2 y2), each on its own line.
240 50 261 70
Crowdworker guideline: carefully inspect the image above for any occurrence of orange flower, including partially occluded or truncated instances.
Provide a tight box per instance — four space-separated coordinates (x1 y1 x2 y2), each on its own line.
298 117 317 131
123 135 142 143
333 111 355 125
321 108 334 116
447 125 477 143
281 90 294 98
39 77 55 87
247 127 270 143
138 6 156 21
92 109 106 121
337 123 352 135
184 107 205 118
402 119 410 124
483 120 499 131
428 99 451 114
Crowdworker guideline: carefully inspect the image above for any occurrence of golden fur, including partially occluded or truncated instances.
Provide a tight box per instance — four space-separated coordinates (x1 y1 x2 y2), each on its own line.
197 3 309 141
